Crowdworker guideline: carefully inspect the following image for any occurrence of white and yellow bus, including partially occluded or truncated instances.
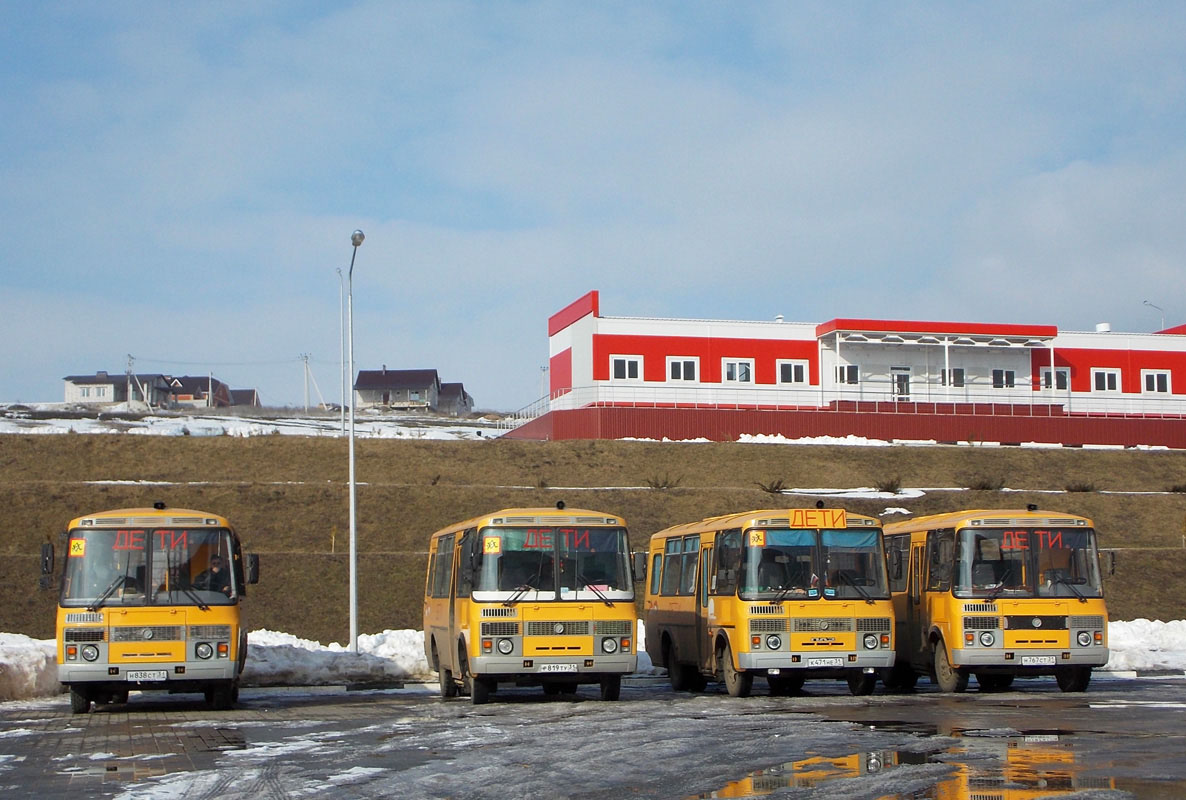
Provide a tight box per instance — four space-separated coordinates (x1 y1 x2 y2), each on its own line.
882 507 1109 693
423 504 639 704
644 507 894 697
42 503 259 713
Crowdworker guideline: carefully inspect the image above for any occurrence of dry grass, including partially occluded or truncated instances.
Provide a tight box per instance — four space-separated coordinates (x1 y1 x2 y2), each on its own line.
3 434 1185 642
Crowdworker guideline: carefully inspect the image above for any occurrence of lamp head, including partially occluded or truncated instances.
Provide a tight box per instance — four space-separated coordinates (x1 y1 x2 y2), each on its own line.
351 230 365 248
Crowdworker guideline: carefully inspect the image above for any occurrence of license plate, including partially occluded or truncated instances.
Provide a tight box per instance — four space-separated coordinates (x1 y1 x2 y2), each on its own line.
1021 655 1056 667
538 663 578 673
126 670 168 682
807 657 844 668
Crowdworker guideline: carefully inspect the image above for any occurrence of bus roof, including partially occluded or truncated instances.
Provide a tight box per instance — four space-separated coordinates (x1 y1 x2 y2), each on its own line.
67 507 235 530
649 508 881 543
883 508 1094 535
428 507 627 539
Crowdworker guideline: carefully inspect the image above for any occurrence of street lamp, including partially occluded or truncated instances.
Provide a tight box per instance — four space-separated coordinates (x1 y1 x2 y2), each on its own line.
337 268 346 436
346 229 364 652
1144 300 1165 331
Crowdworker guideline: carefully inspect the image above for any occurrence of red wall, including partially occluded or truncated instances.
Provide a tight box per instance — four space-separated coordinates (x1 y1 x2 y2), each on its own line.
1031 348 1186 393
549 348 572 398
591 334 818 384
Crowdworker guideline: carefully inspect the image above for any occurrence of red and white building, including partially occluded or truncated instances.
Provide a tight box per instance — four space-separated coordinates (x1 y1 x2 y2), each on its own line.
504 290 1186 447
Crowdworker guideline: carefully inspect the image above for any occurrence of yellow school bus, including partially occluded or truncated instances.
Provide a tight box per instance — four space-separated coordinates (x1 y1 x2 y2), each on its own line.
42 503 259 714
643 508 894 697
882 507 1108 693
423 505 639 704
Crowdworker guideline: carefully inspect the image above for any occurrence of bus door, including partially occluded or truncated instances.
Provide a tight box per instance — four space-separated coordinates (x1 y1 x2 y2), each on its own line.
696 544 713 673
907 541 927 664
454 529 476 652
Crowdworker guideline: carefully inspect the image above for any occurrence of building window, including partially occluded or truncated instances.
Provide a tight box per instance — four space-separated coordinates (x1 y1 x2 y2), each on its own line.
836 364 859 385
80 387 91 398
777 360 809 385
1092 368 1120 393
992 369 1015 389
1142 370 1171 394
667 357 698 382
722 359 753 383
1041 368 1069 390
940 368 965 388
611 355 642 382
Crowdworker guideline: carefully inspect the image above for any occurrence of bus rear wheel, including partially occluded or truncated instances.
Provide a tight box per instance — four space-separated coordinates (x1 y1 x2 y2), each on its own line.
721 642 752 698
599 674 621 701
666 643 704 692
69 687 91 715
881 662 919 693
1055 666 1092 693
934 641 968 693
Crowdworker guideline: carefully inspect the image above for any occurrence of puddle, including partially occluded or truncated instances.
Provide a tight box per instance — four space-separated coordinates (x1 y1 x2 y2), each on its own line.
684 731 1150 798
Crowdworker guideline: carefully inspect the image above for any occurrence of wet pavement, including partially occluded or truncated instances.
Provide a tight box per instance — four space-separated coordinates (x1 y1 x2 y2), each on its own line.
1 675 1183 798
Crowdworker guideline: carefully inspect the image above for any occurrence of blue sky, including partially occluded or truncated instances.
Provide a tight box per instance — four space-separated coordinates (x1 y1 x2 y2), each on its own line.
2 2 1185 411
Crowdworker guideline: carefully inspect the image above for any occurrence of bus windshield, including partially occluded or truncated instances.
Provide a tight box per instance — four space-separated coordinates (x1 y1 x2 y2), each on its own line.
954 527 1103 599
741 528 889 601
61 527 240 608
475 526 633 602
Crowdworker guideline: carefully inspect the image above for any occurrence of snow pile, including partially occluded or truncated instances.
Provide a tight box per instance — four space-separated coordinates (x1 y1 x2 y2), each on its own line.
739 433 894 446
1101 619 1186 672
0 633 59 701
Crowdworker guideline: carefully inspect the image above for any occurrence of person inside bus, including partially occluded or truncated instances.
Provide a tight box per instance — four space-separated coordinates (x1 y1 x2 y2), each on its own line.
194 555 232 596
756 549 787 590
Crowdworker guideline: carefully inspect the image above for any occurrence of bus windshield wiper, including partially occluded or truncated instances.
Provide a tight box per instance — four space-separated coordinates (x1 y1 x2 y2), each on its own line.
503 583 533 607
177 584 210 611
87 575 125 612
579 575 613 607
836 571 875 605
769 585 806 604
1053 574 1088 603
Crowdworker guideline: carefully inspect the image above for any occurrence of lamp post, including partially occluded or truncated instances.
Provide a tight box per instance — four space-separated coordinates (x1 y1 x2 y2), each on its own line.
346 229 364 652
1144 300 1165 331
337 267 346 436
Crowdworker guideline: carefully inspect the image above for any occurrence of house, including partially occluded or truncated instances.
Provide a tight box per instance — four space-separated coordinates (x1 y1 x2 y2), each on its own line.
63 372 173 407
439 382 475 416
501 290 1186 447
354 367 441 410
230 388 262 407
168 376 233 408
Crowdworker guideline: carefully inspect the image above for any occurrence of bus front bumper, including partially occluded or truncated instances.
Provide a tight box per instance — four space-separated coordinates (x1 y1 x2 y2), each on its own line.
738 651 894 671
951 647 1109 669
60 660 238 688
471 654 637 677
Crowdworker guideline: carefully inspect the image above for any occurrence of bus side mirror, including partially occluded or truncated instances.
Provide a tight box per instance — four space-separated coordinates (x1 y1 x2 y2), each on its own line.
631 551 647 583
889 549 902 579
1102 551 1115 577
41 542 55 576
246 554 260 585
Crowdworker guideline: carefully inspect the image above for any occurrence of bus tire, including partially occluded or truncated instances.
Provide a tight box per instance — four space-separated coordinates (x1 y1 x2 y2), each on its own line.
976 673 1014 692
721 642 752 698
470 677 492 705
1055 666 1092 693
599 674 621 701
69 687 91 715
665 639 693 691
934 641 968 693
434 639 458 698
881 663 918 693
768 672 805 696
846 670 876 696
207 682 235 710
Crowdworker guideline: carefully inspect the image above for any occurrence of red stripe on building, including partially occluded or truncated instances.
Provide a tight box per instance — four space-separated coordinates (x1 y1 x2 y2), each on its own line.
548 290 599 337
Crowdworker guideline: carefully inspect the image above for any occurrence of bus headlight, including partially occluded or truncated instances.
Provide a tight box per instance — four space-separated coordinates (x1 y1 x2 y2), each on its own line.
766 635 782 650
979 631 995 647
81 645 99 662
601 637 619 654
195 642 214 660
497 638 514 655
863 634 879 650
1077 631 1092 647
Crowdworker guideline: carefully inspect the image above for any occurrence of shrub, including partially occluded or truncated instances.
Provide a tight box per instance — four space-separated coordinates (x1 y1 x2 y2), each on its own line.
967 475 1005 491
1065 481 1096 493
757 478 787 494
874 475 902 494
646 473 683 490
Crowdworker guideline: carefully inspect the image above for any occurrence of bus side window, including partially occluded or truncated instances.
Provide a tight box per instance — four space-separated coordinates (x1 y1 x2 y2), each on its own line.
926 531 954 592
456 529 477 598
713 530 741 595
649 553 662 596
432 534 455 598
680 535 700 596
660 538 683 596
887 535 908 594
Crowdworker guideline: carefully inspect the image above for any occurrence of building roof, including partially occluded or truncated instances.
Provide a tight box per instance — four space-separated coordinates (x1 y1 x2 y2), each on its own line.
354 368 440 391
64 372 170 385
440 382 470 401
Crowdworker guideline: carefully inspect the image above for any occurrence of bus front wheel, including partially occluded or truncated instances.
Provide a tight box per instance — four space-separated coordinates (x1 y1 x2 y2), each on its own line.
69 687 91 715
721 642 752 698
768 672 805 696
846 670 876 696
206 682 236 710
599 674 621 701
933 641 968 693
881 662 918 693
1056 666 1092 693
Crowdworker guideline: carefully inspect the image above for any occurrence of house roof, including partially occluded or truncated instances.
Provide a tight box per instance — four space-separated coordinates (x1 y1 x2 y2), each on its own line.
355 368 440 391
440 382 470 401
230 389 261 405
64 372 170 385
170 376 229 395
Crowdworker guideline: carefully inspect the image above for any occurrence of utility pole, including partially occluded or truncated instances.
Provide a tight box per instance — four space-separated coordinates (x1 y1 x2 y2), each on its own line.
300 354 311 412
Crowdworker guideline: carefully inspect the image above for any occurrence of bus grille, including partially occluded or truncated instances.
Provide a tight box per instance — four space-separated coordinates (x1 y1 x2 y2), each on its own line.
963 616 1000 630
594 620 632 635
482 607 517 618
111 626 183 642
65 612 104 623
526 621 589 636
794 618 854 632
964 603 998 613
64 628 105 643
481 622 520 636
750 619 788 633
190 625 232 639
857 618 891 633
750 605 784 615
1069 615 1105 628
1004 615 1066 630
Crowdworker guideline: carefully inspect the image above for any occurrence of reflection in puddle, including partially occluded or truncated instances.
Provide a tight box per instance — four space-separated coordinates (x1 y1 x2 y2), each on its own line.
686 732 1123 799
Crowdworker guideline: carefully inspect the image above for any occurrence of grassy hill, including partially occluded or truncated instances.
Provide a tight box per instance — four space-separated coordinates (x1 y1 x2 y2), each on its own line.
2 434 1184 643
